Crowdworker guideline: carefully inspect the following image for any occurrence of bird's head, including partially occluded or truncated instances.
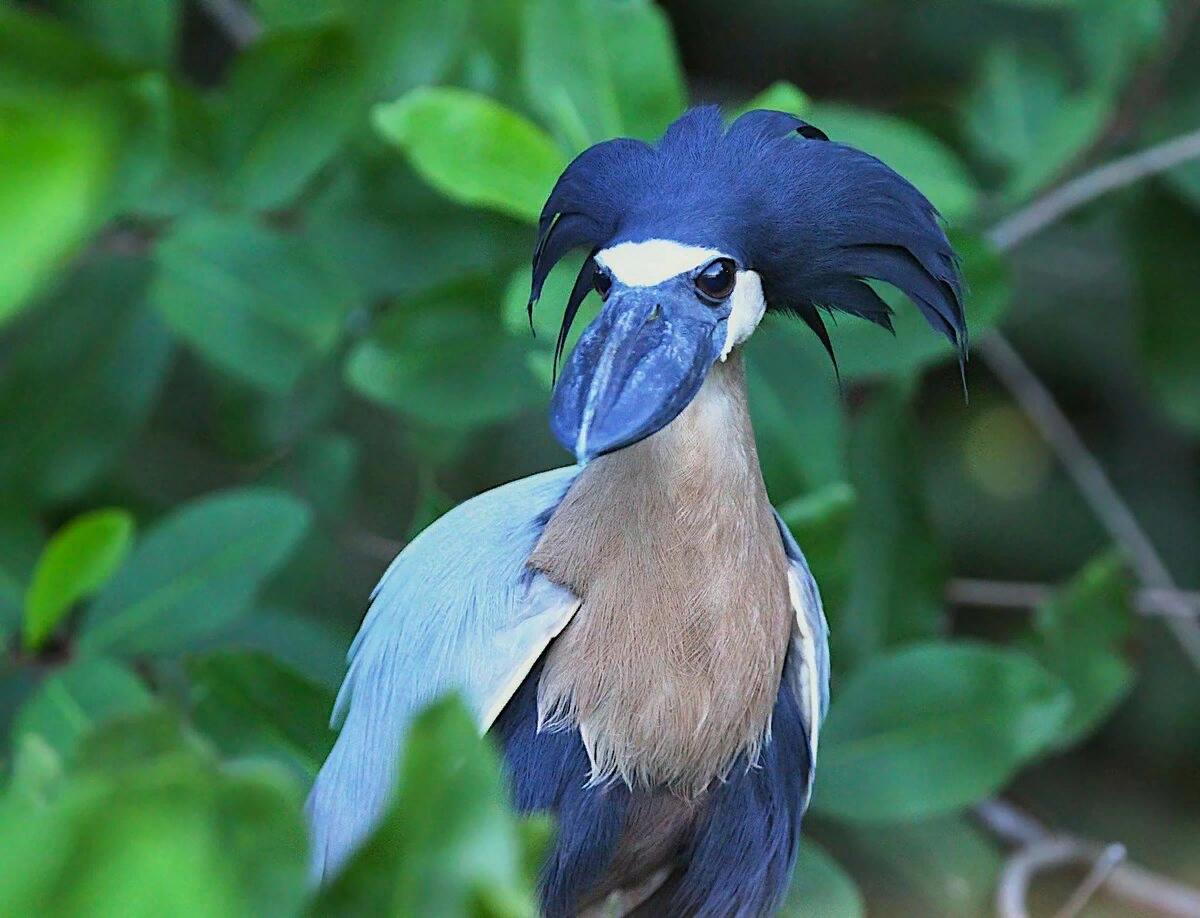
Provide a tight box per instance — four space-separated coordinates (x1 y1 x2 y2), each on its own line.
529 106 966 463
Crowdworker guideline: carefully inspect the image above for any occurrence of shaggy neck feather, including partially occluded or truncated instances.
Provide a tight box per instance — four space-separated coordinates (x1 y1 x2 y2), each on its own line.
530 351 793 794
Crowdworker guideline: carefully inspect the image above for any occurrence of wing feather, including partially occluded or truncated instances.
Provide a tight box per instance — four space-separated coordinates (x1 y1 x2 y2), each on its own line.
306 466 580 879
772 511 831 804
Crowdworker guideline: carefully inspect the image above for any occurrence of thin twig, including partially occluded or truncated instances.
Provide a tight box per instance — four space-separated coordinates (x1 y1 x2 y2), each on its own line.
980 128 1200 674
977 800 1200 918
974 335 1200 671
946 578 1200 618
997 838 1081 918
985 126 1200 251
195 0 263 47
1053 843 1126 918
977 798 1047 847
974 107 1200 918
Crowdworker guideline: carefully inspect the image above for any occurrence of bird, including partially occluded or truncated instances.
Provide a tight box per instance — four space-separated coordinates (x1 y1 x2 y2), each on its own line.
306 105 966 917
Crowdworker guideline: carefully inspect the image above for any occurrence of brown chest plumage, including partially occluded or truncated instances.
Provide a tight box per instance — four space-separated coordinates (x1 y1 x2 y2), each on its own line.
529 353 794 795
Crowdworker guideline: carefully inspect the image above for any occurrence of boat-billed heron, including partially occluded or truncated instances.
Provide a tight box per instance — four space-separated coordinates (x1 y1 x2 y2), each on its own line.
307 106 965 916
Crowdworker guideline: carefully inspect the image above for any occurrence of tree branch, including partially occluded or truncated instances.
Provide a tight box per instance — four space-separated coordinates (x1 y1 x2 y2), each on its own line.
976 799 1200 918
978 133 1200 665
974 124 1200 916
1053 843 1126 918
946 578 1200 618
985 127 1200 251
974 334 1200 671
195 0 263 47
977 126 1200 666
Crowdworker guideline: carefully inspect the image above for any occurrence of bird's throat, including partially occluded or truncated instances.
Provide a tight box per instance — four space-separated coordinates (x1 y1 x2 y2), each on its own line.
530 351 793 794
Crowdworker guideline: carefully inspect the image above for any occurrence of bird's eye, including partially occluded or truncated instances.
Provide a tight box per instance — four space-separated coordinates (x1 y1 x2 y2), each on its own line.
694 258 737 302
592 269 613 300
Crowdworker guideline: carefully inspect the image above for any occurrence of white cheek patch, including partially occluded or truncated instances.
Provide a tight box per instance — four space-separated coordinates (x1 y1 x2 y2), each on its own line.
721 269 766 360
596 239 722 287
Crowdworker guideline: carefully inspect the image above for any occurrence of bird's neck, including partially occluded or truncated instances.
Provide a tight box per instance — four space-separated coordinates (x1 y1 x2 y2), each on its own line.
626 350 764 493
530 350 794 794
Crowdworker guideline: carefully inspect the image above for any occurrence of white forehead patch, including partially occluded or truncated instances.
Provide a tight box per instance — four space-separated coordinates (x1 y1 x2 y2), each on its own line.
595 239 723 287
722 269 766 360
595 239 768 359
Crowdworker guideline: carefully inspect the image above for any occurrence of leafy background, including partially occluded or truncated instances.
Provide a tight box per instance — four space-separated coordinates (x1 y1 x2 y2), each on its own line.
2 0 1200 915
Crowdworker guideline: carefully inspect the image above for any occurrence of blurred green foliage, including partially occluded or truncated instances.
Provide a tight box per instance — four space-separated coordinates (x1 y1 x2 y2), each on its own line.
1 0 1199 915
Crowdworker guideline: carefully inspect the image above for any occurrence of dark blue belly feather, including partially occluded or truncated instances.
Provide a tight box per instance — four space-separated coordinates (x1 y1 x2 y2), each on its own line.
489 649 811 917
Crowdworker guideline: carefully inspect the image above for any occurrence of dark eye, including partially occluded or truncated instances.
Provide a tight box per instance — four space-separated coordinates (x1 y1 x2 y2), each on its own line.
592 269 613 300
694 258 737 302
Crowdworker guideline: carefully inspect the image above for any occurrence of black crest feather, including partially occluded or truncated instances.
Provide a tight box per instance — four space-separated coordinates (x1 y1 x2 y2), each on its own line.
529 106 966 367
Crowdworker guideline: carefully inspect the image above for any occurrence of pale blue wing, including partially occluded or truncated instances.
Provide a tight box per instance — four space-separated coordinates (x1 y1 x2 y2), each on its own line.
773 510 831 803
306 466 581 879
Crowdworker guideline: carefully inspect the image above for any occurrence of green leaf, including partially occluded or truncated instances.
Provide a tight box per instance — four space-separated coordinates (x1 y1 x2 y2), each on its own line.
106 71 174 213
51 0 180 68
964 44 1112 201
256 0 470 97
347 281 543 429
833 816 1000 918
1133 190 1200 433
807 104 980 223
187 650 336 780
821 231 1009 381
70 708 205 776
812 642 1072 822
736 80 812 119
0 257 173 502
310 159 526 301
454 0 527 101
837 387 946 669
151 214 356 392
0 566 22 636
78 488 311 657
1025 553 1134 748
0 7 172 212
0 93 122 325
373 86 567 222
220 605 349 691
11 658 154 762
746 320 847 496
4 733 65 809
135 79 224 218
253 0 338 28
0 725 309 918
965 45 1056 165
0 6 129 92
595 0 685 142
501 252 594 390
0 501 39 636
205 362 346 463
0 667 38 752
779 840 864 918
777 482 857 628
0 497 42 582
312 696 539 917
222 23 366 209
23 509 135 653
520 0 619 149
521 0 684 148
1158 92 1200 211
350 0 470 99
269 432 359 519
1072 0 1165 89
779 482 858 537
